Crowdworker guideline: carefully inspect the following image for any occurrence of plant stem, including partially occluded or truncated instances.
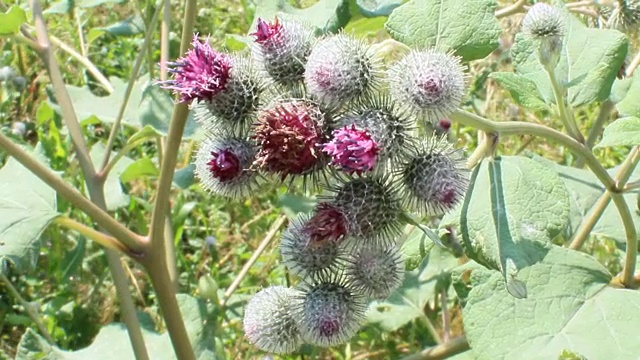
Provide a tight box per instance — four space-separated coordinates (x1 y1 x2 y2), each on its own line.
30 2 150 358
99 0 163 171
220 215 287 307
0 273 55 344
0 132 146 254
569 146 640 250
146 257 195 360
544 64 584 144
47 35 114 93
54 216 129 253
626 48 640 77
614 193 637 288
401 336 469 360
585 100 614 150
140 0 198 358
160 0 171 81
495 0 527 19
421 314 442 344
465 131 498 169
450 109 615 191
30 0 96 182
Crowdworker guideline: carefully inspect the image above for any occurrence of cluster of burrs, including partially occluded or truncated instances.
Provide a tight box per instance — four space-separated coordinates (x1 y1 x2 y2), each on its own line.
159 15 469 354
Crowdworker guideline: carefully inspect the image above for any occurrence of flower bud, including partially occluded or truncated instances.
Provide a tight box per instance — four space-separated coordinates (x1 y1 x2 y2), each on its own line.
521 3 565 69
251 17 315 88
304 34 381 106
294 275 366 347
194 55 266 135
324 175 403 245
344 245 404 300
398 137 468 216
281 214 345 279
243 286 303 354
303 202 348 245
194 137 260 198
388 50 466 123
252 98 329 181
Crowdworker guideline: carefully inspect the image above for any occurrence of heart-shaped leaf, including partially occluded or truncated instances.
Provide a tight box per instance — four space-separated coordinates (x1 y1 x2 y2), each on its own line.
457 246 640 359
385 0 501 61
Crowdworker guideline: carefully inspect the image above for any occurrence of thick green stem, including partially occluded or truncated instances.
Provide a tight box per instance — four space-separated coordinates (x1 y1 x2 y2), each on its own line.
451 110 615 191
570 147 640 250
141 0 198 358
401 336 469 360
453 108 639 287
465 131 498 169
54 216 129 253
614 193 637 287
544 64 584 144
0 273 55 344
29 2 150 358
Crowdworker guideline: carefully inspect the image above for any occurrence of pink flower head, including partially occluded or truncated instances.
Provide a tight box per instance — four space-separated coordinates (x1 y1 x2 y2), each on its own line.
251 18 282 44
207 148 241 182
303 203 348 246
322 125 379 174
253 100 324 177
160 34 232 103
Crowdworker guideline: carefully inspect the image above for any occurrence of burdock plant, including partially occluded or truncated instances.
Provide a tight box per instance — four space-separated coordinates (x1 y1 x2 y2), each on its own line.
8 0 635 359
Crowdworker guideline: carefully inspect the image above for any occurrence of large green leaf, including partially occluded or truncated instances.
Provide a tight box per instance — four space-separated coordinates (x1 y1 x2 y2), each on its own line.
616 70 640 117
489 72 549 111
0 6 27 36
139 85 200 139
251 0 350 34
595 117 640 148
550 161 640 248
15 294 219 360
510 5 628 107
0 146 59 272
385 0 501 61
49 77 145 127
367 246 458 331
51 76 199 139
89 144 132 211
461 156 570 297
458 246 640 359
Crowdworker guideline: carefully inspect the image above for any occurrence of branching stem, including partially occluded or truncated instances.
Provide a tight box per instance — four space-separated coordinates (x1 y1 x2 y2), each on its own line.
54 216 130 253
544 64 584 144
401 336 469 360
495 0 527 18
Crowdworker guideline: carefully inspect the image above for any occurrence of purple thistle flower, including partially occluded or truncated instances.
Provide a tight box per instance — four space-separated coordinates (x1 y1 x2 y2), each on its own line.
322 125 380 174
251 18 283 44
160 34 232 103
